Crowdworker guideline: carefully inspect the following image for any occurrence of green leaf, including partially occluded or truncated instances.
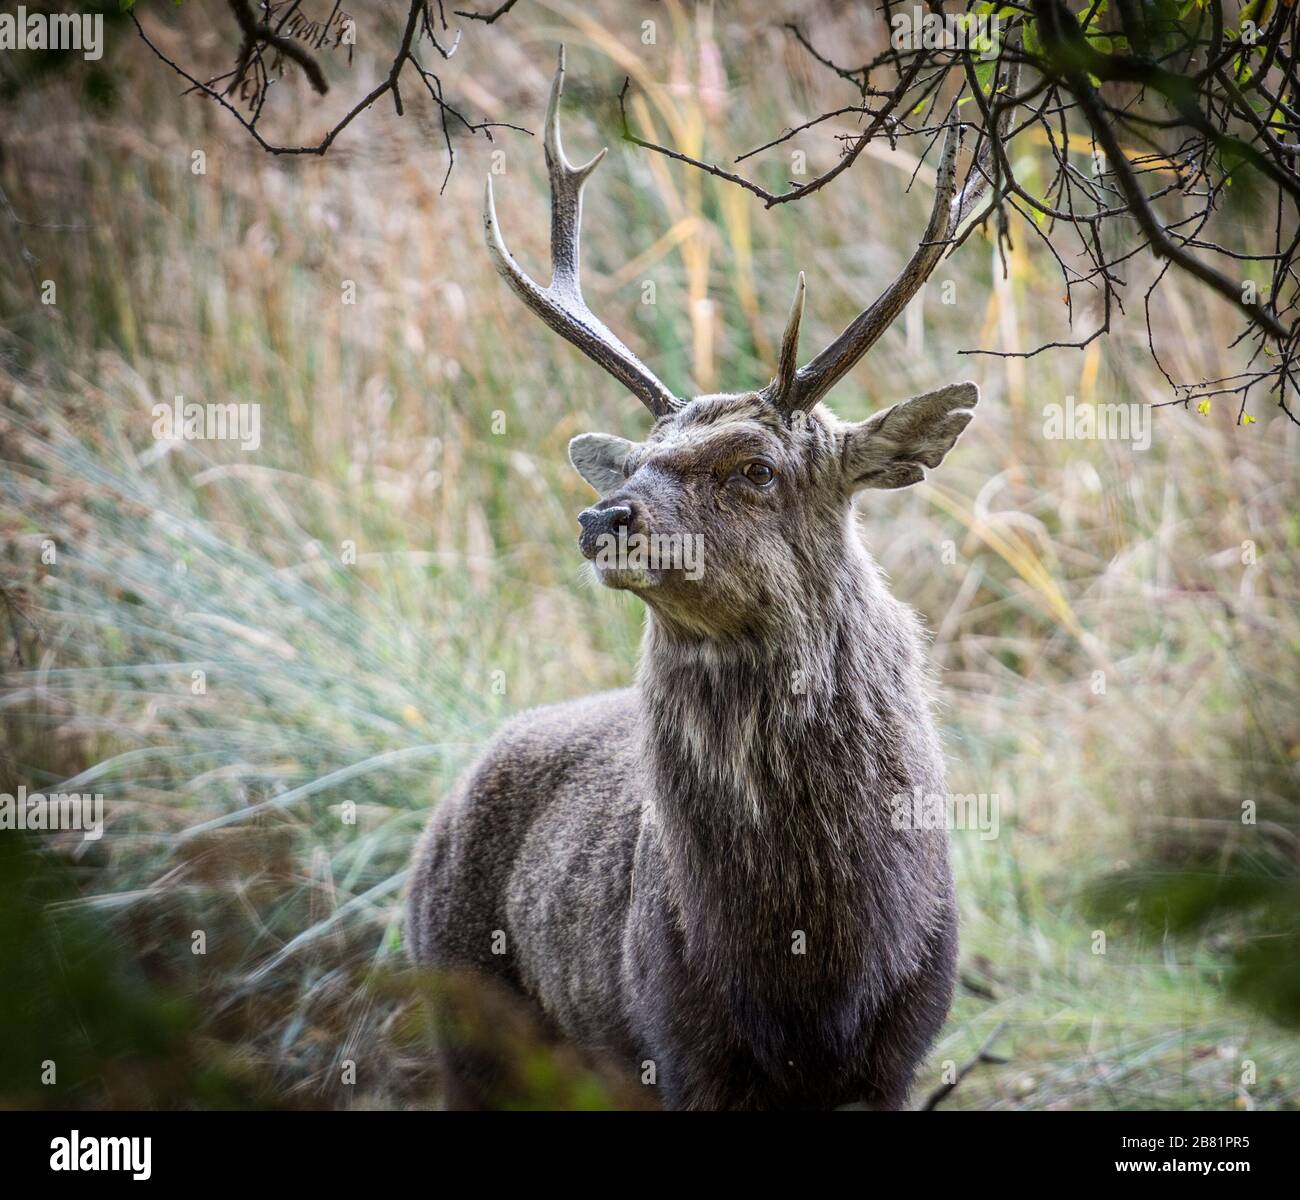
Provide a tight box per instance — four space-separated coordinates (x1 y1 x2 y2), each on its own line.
1077 0 1107 28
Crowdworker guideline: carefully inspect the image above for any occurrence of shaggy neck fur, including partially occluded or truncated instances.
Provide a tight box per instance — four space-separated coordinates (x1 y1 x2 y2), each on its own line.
636 520 948 1019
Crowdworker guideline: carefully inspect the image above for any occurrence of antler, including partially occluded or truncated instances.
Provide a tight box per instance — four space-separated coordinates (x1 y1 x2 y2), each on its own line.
765 53 1021 415
483 47 680 418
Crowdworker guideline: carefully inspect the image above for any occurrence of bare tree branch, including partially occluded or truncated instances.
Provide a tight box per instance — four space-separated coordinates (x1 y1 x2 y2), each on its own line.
132 0 526 187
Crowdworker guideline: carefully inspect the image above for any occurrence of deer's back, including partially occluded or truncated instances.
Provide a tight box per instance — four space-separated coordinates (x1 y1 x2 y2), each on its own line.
406 687 644 1051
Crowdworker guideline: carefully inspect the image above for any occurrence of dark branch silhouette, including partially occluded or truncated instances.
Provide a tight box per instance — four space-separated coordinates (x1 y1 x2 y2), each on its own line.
133 0 527 190
132 0 1300 421
617 1 1300 423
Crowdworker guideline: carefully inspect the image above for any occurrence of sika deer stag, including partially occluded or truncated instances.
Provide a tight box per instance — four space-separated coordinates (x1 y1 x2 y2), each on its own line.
409 47 1013 1110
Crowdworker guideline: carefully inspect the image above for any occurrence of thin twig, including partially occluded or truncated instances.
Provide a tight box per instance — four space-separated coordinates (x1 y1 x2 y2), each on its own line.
923 1021 1009 1111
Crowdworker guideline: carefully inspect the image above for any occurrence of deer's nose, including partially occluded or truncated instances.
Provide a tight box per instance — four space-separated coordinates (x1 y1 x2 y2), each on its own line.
577 502 634 557
578 503 632 534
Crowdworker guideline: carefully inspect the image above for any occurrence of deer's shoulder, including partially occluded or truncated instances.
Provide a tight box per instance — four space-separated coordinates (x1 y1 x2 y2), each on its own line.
466 687 640 792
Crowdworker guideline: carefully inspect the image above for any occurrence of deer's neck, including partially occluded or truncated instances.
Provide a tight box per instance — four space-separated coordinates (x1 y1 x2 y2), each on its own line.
635 540 947 994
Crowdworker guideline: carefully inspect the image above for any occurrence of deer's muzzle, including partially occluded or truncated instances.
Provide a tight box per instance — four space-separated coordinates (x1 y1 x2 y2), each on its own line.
577 502 633 560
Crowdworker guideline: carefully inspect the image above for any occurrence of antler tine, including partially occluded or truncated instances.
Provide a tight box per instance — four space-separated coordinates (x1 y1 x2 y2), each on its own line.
483 46 680 418
954 44 1022 226
543 45 605 298
764 272 805 410
772 49 1024 416
780 121 963 414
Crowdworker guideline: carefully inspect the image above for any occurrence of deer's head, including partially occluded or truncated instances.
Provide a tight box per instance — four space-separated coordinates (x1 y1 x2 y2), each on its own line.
485 49 993 637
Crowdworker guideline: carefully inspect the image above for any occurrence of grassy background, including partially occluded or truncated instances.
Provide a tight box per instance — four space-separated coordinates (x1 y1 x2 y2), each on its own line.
0 0 1296 1109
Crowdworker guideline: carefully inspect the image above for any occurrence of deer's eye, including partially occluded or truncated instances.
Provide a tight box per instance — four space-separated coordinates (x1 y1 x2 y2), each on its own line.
741 460 776 487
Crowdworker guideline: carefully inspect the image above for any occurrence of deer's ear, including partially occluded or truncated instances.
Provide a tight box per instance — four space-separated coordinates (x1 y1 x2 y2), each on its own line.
842 382 978 491
568 433 638 493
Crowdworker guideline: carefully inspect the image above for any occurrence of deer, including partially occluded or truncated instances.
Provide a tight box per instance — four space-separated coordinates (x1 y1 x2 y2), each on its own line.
408 46 1014 1111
